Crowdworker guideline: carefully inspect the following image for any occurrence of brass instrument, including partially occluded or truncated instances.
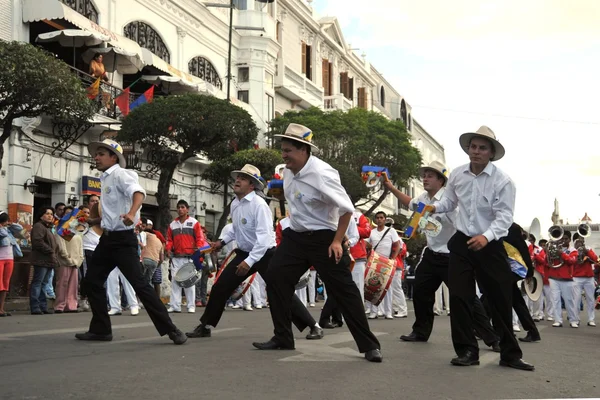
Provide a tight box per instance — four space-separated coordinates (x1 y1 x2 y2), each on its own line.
577 223 591 238
546 225 564 268
575 224 592 264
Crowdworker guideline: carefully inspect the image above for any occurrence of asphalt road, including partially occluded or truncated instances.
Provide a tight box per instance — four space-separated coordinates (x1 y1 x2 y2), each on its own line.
0 304 598 400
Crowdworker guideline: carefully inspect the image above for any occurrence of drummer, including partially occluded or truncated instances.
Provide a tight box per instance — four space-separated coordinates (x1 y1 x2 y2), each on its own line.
186 164 323 340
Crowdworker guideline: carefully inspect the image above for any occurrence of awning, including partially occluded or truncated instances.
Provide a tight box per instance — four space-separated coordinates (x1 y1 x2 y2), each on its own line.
141 48 202 87
23 0 143 61
141 75 199 94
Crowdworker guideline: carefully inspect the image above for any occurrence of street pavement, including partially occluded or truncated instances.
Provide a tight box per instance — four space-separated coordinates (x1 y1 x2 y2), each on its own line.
0 303 599 400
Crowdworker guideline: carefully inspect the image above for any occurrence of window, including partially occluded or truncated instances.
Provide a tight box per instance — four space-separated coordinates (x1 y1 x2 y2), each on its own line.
238 90 249 103
357 87 367 109
233 0 248 10
124 21 170 63
276 22 281 43
400 99 407 126
380 86 385 107
340 73 354 101
322 59 332 96
265 72 274 89
60 0 98 23
266 94 274 122
189 56 223 89
238 67 249 83
301 41 312 80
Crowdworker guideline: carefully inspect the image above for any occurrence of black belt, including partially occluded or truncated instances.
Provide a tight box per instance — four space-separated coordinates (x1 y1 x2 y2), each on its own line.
102 230 134 236
427 248 450 258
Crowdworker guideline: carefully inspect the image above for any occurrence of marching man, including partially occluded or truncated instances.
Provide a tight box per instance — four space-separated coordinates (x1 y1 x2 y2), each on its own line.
571 233 598 327
546 231 578 327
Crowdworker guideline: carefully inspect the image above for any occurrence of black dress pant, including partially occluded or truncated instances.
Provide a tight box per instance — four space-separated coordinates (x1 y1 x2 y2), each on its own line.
200 247 315 331
412 248 498 345
83 230 176 336
319 295 343 325
447 231 523 361
266 229 380 352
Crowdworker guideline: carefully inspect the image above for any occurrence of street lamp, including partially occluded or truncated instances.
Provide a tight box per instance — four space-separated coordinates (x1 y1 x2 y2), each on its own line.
68 195 80 207
23 178 38 194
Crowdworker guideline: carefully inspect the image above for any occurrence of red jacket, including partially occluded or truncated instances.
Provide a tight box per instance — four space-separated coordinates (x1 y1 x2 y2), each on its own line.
533 249 549 285
395 242 408 275
166 216 206 256
572 248 598 278
153 230 166 244
350 213 371 260
547 248 577 281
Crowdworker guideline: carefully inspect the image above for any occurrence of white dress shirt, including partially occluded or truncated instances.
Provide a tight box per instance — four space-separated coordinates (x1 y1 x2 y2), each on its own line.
410 187 456 254
434 162 515 242
100 164 146 231
221 191 276 267
368 227 401 258
346 216 359 247
283 156 354 232
219 223 237 254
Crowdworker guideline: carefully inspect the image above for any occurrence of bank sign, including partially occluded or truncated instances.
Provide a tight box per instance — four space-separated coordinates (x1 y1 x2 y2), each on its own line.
82 176 101 195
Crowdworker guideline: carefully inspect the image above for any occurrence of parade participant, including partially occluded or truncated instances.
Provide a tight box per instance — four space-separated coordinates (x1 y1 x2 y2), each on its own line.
391 239 409 318
534 239 553 321
385 161 499 350
350 209 371 304
528 234 545 321
145 219 165 298
431 126 534 370
166 199 207 313
186 164 323 341
546 231 578 327
76 139 186 344
571 233 597 327
253 124 381 362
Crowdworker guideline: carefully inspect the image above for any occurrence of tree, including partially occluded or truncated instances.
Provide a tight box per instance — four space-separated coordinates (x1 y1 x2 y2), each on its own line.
202 148 282 235
268 107 421 216
0 40 96 169
118 93 258 233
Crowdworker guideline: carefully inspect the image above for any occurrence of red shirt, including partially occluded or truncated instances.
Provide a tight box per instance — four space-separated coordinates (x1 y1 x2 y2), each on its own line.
546 248 577 281
166 216 207 256
572 248 598 278
533 249 549 285
350 214 371 260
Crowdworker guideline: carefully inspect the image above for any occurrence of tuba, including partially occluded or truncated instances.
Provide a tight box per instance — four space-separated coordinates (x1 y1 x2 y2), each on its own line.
575 224 591 264
546 225 564 268
577 223 591 238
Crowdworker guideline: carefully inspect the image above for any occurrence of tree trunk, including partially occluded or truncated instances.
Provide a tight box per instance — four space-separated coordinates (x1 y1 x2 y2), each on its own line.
364 187 390 218
279 198 286 220
155 164 177 237
215 177 232 238
0 119 14 171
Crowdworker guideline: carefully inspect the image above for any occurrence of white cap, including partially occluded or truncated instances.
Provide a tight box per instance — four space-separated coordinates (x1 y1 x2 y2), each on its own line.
147 219 153 226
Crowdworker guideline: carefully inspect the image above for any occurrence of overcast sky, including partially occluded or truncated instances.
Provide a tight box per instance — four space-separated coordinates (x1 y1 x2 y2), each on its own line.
313 0 600 229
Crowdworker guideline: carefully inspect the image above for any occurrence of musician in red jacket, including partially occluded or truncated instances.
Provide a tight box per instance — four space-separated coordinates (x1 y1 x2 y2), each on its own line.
532 239 553 321
571 233 598 327
546 231 578 328
350 210 371 304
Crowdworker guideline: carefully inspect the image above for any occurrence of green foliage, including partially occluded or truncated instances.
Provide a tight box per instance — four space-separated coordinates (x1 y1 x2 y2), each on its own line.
202 148 282 185
328 160 369 204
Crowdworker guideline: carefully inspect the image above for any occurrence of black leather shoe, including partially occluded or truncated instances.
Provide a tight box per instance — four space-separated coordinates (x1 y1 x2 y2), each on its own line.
42 309 54 314
499 358 535 371
451 351 480 366
186 324 211 338
490 341 501 352
321 321 336 329
332 320 344 328
31 310 43 315
306 326 324 340
518 331 541 343
75 332 113 341
252 339 294 350
400 332 428 342
168 329 187 345
54 310 64 314
365 349 383 362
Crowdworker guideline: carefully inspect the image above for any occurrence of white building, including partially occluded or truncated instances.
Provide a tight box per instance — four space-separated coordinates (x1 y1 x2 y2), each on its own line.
1 0 445 235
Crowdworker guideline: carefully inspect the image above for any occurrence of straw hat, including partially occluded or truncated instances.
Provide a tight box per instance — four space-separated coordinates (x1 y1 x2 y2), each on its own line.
418 160 449 185
88 139 126 168
231 164 265 190
273 123 319 152
459 126 505 161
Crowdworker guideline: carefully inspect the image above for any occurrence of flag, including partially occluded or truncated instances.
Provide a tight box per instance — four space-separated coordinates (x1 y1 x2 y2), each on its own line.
130 86 154 112
115 88 130 116
86 77 101 99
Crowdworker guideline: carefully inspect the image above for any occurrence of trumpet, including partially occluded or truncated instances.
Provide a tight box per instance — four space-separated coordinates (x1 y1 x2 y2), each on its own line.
546 225 564 268
577 223 591 238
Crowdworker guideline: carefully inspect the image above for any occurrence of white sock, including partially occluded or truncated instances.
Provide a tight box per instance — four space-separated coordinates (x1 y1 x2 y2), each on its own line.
314 323 321 329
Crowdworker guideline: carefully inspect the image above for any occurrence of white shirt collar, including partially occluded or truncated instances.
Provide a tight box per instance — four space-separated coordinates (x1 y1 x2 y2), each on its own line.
102 164 120 179
427 187 445 202
241 191 256 202
293 156 315 178
462 161 494 177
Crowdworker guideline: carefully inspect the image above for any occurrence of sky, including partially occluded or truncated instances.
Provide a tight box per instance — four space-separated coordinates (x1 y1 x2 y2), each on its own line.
313 0 600 229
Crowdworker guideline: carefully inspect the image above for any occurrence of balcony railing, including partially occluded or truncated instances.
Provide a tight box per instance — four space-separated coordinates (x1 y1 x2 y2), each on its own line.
324 94 353 111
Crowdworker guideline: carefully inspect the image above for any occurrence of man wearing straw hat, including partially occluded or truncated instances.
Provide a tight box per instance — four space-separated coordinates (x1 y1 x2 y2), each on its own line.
75 139 187 345
431 126 534 371
253 124 382 362
384 161 500 351
186 164 324 340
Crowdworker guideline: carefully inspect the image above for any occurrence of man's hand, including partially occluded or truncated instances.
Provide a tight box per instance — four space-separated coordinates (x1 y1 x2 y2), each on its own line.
467 235 488 251
383 180 394 191
211 240 223 251
120 213 136 226
235 260 250 276
328 239 344 264
429 205 437 213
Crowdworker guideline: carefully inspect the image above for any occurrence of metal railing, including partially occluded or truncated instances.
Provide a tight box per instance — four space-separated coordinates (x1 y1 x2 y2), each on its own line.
323 94 353 111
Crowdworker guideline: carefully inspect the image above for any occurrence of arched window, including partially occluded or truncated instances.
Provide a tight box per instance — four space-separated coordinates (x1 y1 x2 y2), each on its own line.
60 0 98 23
188 57 223 90
124 21 170 63
400 99 407 126
380 86 385 107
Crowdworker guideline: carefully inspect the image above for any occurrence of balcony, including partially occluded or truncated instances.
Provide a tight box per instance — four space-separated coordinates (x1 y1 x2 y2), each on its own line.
324 94 353 112
275 65 323 108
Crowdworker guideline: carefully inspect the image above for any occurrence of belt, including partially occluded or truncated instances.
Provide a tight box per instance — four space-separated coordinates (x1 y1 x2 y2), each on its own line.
428 248 450 257
293 229 333 236
102 230 134 236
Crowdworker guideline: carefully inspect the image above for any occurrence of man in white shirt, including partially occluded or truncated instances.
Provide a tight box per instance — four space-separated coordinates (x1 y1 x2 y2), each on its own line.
186 164 323 341
431 126 533 370
252 124 381 362
384 161 500 350
76 139 186 345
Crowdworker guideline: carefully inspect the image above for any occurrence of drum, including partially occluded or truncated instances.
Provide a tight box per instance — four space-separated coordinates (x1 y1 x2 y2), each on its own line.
174 261 202 288
364 252 396 306
295 270 311 290
213 250 255 301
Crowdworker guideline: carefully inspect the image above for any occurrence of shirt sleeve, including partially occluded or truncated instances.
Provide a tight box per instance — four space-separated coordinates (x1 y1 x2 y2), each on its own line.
194 222 207 249
117 169 146 200
320 174 354 216
390 228 400 243
482 178 516 242
244 202 273 267
220 224 235 244
433 173 458 214
346 218 359 247
166 225 173 253
356 215 371 239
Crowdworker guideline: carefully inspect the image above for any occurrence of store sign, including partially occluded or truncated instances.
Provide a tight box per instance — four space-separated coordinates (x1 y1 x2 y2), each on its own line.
82 176 101 195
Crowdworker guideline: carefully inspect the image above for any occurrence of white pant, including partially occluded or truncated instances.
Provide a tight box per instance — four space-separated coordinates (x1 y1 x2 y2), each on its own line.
442 282 450 313
531 290 544 319
107 268 138 311
296 287 307 306
170 257 195 311
370 292 392 316
391 271 407 316
512 309 520 326
434 286 444 314
543 285 554 319
255 274 267 306
573 277 596 323
549 278 577 324
249 275 263 307
308 270 317 304
351 260 366 304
